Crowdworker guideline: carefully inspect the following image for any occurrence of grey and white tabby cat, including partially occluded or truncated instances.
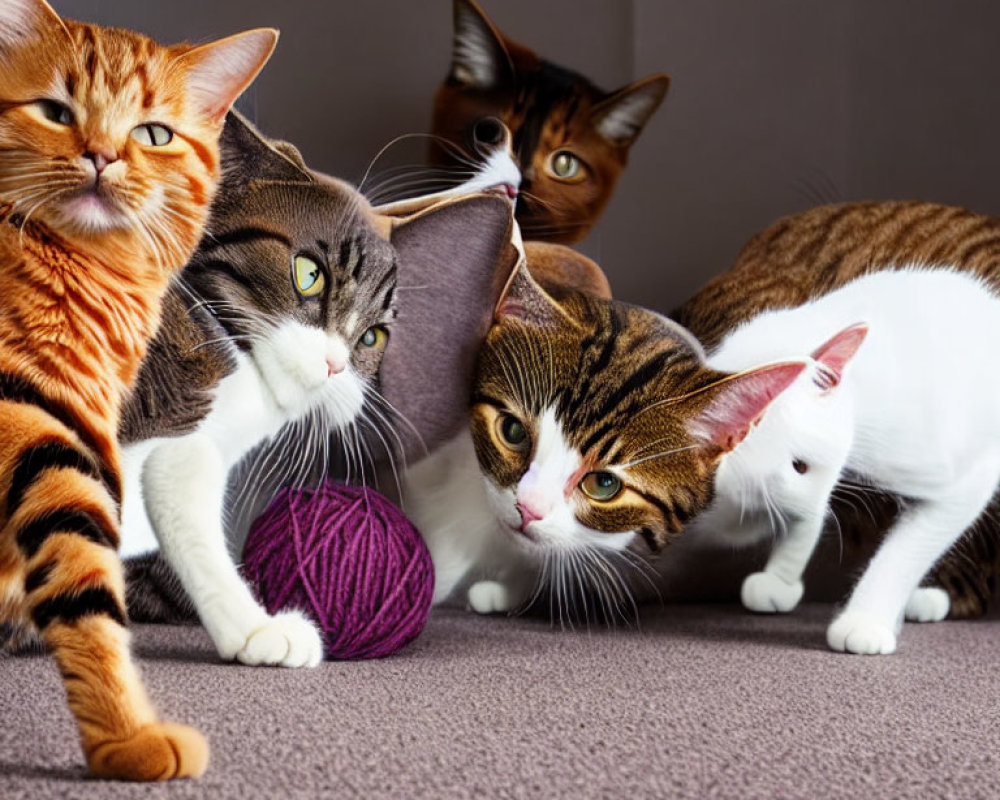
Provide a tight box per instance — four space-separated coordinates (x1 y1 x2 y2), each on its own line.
119 113 517 666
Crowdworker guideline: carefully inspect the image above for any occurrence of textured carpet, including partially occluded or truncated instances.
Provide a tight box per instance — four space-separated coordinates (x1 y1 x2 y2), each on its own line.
2 604 997 799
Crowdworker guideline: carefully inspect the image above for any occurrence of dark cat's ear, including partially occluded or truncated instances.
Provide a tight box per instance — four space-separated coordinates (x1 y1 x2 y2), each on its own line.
0 0 64 53
220 111 312 183
592 73 671 146
811 323 867 389
175 28 278 124
688 362 806 453
375 193 518 461
449 0 512 90
524 242 612 300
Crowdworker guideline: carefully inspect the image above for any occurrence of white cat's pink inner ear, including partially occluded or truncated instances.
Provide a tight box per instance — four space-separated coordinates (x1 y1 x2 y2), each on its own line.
811 323 868 388
690 362 806 452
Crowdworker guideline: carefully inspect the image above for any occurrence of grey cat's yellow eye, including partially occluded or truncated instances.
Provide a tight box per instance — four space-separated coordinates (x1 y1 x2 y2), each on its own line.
131 123 173 147
580 471 622 502
549 150 582 180
359 326 388 349
496 413 529 452
34 100 73 126
293 254 325 298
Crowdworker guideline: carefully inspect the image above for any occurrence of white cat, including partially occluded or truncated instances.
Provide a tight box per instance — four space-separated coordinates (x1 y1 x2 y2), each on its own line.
692 266 1000 654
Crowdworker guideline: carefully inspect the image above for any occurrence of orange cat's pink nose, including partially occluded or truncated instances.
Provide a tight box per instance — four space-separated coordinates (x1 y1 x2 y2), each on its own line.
85 147 118 174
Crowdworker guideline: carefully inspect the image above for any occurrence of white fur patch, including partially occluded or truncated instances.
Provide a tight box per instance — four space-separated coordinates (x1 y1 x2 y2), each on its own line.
451 5 504 88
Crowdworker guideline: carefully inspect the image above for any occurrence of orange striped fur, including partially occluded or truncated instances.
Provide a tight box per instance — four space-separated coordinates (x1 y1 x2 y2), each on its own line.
0 0 276 780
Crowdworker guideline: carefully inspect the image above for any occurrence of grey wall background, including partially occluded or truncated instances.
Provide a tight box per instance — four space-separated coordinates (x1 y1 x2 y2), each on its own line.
57 0 1000 314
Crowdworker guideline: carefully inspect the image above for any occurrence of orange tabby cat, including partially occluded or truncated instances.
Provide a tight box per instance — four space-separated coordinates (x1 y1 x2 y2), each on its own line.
0 0 276 780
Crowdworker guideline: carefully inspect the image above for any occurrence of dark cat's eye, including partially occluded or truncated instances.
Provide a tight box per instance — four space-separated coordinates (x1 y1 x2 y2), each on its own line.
473 116 506 147
495 413 529 452
548 150 582 181
131 123 174 147
580 471 622 502
359 326 388 349
293 254 325 298
33 99 74 126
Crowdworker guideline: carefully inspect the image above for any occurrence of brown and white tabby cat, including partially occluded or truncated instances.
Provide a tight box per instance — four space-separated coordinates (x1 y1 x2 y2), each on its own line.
674 199 1000 621
406 246 800 619
430 0 670 243
0 0 275 780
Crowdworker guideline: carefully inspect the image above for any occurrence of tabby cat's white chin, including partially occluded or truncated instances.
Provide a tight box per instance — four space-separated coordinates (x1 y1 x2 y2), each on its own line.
251 319 364 426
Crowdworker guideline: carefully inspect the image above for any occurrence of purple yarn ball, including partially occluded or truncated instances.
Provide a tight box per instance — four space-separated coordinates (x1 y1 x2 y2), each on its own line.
243 482 434 660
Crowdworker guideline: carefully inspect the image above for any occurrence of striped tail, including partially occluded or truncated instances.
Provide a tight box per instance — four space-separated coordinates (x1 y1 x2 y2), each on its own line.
1 395 208 780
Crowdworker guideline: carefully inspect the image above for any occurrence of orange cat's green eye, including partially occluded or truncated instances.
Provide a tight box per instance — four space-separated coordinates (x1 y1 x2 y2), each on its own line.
131 123 173 147
549 150 582 181
293 254 325 298
580 471 622 502
359 326 388 349
496 413 529 452
33 100 73 126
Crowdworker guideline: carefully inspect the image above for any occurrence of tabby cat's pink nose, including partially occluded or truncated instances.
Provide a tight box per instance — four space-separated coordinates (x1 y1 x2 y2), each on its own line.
517 502 544 531
326 357 345 377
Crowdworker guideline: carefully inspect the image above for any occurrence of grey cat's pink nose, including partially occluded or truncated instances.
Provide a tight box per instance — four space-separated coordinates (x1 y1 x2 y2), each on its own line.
326 357 345 377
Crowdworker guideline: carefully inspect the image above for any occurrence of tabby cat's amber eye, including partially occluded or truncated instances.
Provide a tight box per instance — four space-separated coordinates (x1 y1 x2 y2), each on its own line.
293 254 325 297
359 326 388 349
131 123 173 147
549 150 582 180
496 413 529 451
580 471 622 502
34 100 73 126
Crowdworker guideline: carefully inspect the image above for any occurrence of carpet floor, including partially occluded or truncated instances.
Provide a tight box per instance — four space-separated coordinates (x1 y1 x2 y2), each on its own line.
2 604 997 799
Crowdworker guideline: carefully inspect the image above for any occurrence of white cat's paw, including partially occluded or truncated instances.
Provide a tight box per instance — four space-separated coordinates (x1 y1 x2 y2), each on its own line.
826 609 897 655
468 581 516 615
904 587 950 623
740 571 804 614
235 611 324 668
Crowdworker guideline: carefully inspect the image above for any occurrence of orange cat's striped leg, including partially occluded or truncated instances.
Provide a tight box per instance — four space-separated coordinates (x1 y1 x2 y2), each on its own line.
4 407 208 780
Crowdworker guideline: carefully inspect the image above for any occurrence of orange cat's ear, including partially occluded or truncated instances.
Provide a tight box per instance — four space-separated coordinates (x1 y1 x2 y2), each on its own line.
0 0 65 54
688 362 806 453
449 0 512 89
175 28 279 124
524 242 612 300
496 265 569 328
592 73 671 146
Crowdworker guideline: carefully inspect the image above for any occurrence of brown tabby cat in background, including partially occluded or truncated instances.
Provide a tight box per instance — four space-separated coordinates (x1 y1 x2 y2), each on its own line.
0 0 275 780
674 199 1000 620
430 0 670 243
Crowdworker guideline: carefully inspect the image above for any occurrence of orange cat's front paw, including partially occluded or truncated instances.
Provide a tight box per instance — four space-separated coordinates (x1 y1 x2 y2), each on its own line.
87 722 209 781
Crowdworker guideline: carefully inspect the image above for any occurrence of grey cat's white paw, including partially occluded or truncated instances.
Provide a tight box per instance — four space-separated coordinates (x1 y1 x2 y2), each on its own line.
468 580 516 615
235 611 324 668
904 587 950 623
740 570 804 613
826 609 897 655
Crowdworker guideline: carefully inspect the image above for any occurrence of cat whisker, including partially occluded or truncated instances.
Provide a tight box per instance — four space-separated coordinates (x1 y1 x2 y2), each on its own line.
616 444 700 469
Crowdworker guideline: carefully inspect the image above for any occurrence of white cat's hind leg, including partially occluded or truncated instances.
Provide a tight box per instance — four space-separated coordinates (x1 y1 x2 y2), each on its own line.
904 586 950 623
828 458 998 655
142 435 323 668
